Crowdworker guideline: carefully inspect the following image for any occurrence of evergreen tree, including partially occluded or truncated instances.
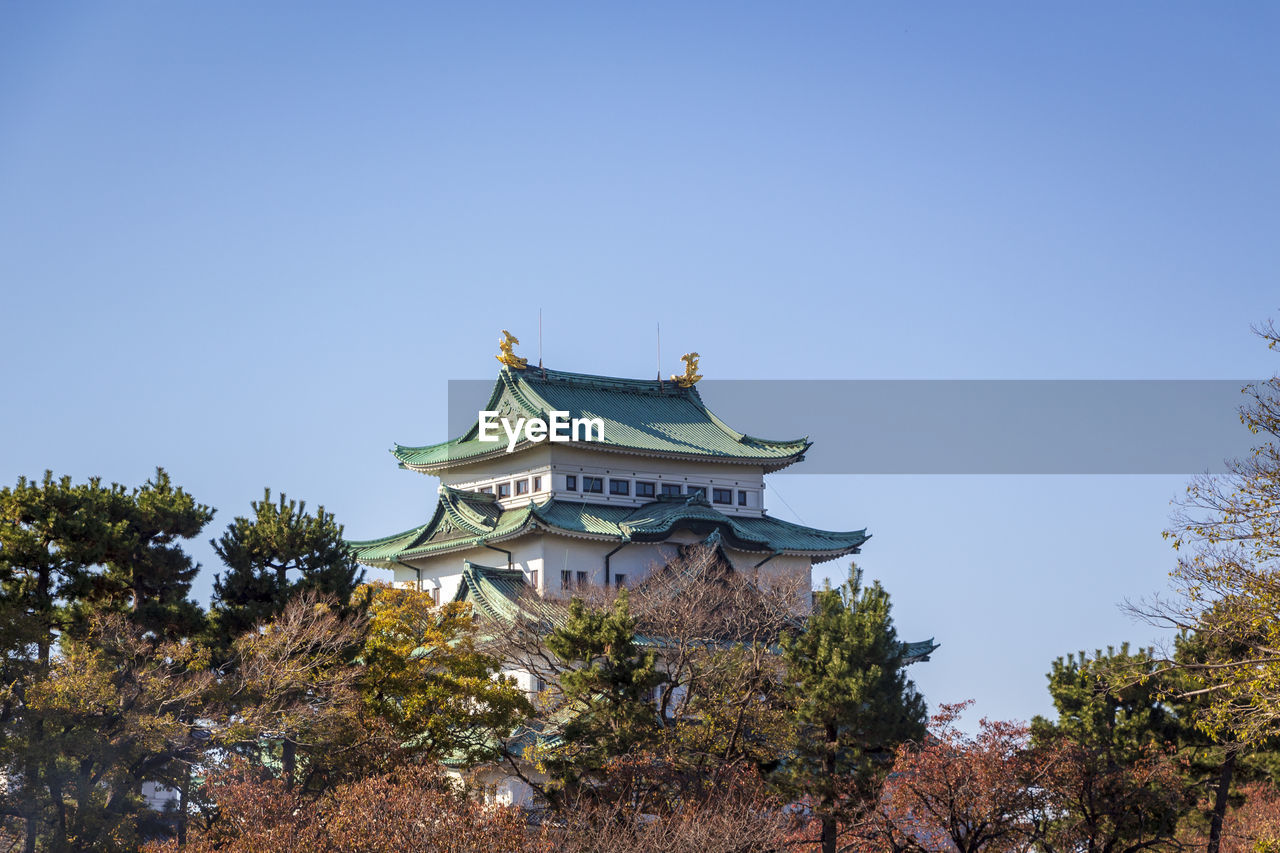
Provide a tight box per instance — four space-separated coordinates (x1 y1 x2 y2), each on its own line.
1031 645 1194 853
209 489 364 650
777 566 927 853
209 490 366 789
541 590 665 801
0 469 213 852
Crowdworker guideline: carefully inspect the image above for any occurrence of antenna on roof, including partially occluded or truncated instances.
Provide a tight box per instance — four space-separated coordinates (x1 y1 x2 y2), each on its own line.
656 322 664 389
539 308 546 378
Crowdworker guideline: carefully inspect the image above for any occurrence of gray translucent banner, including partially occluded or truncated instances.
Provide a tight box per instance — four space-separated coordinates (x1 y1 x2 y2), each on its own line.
446 379 1262 474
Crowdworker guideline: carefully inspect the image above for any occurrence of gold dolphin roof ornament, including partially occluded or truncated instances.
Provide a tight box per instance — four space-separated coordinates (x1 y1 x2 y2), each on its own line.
495 330 528 369
671 352 702 388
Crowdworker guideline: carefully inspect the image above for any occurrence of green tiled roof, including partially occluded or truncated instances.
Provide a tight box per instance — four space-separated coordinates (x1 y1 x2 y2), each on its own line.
392 366 809 473
347 489 869 567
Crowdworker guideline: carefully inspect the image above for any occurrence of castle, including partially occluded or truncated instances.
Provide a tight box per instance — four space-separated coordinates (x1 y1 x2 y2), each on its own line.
349 337 873 604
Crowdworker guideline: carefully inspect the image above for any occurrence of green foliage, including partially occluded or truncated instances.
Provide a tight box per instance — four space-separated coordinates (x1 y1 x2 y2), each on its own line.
1032 644 1194 852
0 469 212 650
1033 644 1181 749
541 590 665 796
0 469 214 852
360 583 532 766
210 488 364 650
777 565 926 853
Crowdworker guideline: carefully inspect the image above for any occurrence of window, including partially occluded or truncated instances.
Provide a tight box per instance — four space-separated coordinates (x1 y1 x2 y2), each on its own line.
738 490 748 506
582 476 603 493
533 476 543 492
565 475 577 491
661 483 682 497
497 482 511 498
528 570 538 589
428 588 440 606
636 481 656 498
515 479 529 495
688 486 706 499
713 488 732 505
561 570 571 590
614 574 627 588
479 486 494 495
576 571 588 587
609 479 630 496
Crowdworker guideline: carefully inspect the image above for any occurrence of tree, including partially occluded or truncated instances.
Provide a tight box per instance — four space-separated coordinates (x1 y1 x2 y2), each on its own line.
539 589 665 802
21 613 217 851
0 469 213 853
777 566 927 853
143 764 540 853
873 703 1044 853
626 544 804 783
222 591 372 792
209 489 365 652
1031 645 1193 853
359 582 531 767
1129 322 1280 749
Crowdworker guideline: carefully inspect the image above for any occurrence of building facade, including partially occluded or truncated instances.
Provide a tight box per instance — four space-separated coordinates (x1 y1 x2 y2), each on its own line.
348 353 872 601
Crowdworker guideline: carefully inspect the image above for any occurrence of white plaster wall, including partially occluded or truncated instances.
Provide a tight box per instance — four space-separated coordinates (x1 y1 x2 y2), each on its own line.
393 538 545 600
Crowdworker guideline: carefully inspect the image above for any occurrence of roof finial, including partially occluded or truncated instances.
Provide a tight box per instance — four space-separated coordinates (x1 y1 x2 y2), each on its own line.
671 352 702 388
496 330 528 370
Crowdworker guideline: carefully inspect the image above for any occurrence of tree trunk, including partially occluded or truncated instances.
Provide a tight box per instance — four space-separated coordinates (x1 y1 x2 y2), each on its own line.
1207 749 1236 853
822 815 837 853
282 738 296 789
178 759 191 846
822 721 838 853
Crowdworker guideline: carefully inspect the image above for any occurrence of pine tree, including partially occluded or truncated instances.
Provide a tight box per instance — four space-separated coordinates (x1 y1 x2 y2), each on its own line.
209 489 365 650
0 469 213 852
542 589 665 801
1030 645 1193 853
209 489 365 787
778 566 926 853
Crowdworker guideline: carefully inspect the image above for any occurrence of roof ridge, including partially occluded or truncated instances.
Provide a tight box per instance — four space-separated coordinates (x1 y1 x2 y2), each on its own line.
525 365 696 395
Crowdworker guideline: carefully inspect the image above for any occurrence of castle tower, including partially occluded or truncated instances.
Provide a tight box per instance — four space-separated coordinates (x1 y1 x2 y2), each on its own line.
348 349 872 605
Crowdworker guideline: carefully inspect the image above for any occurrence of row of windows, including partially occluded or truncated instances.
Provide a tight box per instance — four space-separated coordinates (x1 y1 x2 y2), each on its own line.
478 475 544 498
560 569 627 589
563 475 750 506
475 474 754 508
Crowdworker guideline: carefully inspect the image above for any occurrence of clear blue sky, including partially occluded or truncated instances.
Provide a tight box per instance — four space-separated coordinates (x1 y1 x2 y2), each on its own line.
3 3 1278 726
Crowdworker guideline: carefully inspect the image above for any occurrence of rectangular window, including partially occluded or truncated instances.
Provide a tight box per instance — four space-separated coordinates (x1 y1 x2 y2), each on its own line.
582 476 604 493
738 490 748 506
561 570 571 590
515 479 529 495
609 479 630 496
661 483 682 497
479 486 494 495
528 570 538 589
688 486 706 499
565 475 577 491
713 488 732 505
576 571 588 587
636 481 656 498
615 574 627 588
497 482 511 498
428 588 440 606
533 476 543 492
